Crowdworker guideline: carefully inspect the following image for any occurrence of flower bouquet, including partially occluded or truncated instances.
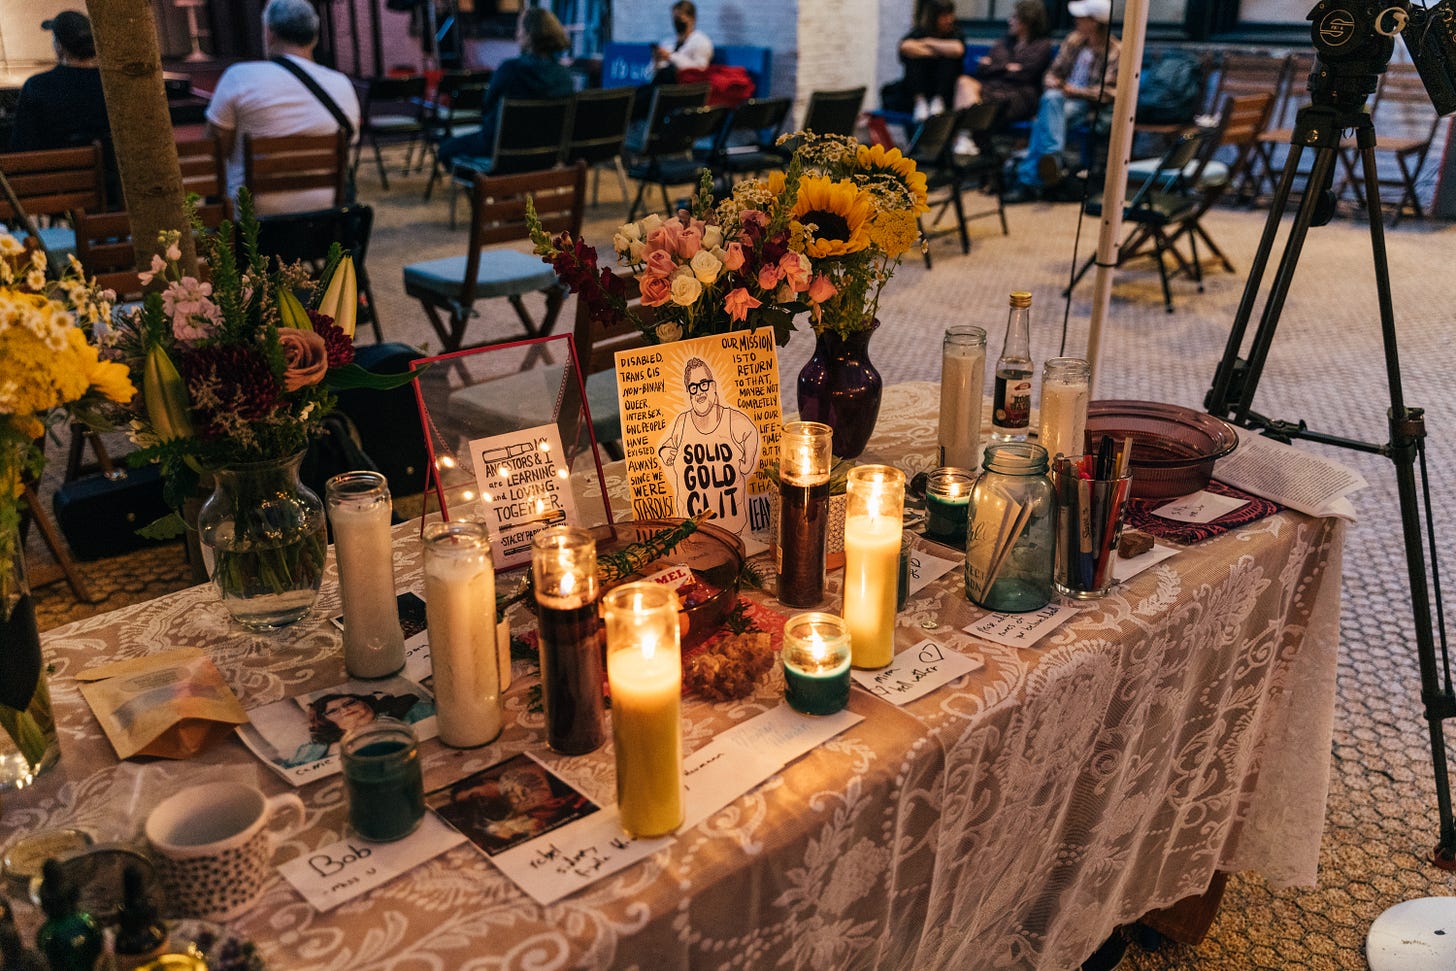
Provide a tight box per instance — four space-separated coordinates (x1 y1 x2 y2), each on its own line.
1 236 135 785
528 134 928 348
112 196 414 629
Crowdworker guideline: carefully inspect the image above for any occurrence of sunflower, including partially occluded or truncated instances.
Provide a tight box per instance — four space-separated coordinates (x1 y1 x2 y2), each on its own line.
792 177 873 258
856 143 930 214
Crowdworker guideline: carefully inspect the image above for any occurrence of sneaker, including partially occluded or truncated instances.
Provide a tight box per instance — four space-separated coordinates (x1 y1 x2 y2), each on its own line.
953 133 980 157
928 96 946 116
913 97 931 122
1037 154 1064 189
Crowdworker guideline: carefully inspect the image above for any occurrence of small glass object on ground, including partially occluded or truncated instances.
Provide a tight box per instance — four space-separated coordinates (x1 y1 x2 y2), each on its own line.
341 717 425 842
924 467 975 547
1038 358 1091 463
777 420 834 608
603 582 683 838
423 521 502 748
326 471 405 679
782 612 853 715
965 443 1055 612
532 526 606 756
842 465 905 669
939 325 987 469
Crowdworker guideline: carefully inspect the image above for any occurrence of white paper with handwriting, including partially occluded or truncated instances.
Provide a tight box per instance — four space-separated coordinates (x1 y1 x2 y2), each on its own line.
906 546 960 596
964 603 1077 648
278 814 466 912
850 639 982 704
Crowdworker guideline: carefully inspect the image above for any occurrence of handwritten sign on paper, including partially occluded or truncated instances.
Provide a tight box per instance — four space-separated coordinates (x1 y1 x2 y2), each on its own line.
615 328 780 541
489 809 673 906
714 703 863 768
907 546 960 596
466 423 579 569
964 603 1077 648
1153 490 1249 524
1112 542 1179 583
278 814 466 912
850 639 983 704
679 740 785 831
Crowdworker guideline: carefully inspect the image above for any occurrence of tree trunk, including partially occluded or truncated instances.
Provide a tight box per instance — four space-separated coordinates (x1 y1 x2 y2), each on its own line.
87 0 197 272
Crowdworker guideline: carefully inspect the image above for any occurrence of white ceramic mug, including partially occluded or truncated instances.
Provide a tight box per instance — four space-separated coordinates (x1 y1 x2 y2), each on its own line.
144 781 306 921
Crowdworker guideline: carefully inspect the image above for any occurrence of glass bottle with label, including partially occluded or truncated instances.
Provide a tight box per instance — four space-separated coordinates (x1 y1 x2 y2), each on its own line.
991 291 1034 442
964 442 1054 612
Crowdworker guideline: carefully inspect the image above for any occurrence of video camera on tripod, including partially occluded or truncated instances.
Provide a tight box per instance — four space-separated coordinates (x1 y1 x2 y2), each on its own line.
1306 0 1456 115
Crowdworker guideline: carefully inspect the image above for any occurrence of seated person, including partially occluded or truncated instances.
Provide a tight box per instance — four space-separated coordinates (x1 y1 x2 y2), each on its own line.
1007 0 1119 202
955 0 1054 127
652 1 713 85
206 0 360 215
10 12 110 155
898 0 965 121
438 8 574 170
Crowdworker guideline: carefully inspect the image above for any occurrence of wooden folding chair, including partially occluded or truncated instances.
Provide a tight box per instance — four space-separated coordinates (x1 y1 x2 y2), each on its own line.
0 143 107 263
447 96 573 228
1249 50 1316 202
572 273 653 457
176 136 227 202
403 161 586 356
242 131 349 211
1347 63 1441 224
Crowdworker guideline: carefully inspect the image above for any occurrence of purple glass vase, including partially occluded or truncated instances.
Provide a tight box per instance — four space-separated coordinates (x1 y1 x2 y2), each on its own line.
796 323 883 460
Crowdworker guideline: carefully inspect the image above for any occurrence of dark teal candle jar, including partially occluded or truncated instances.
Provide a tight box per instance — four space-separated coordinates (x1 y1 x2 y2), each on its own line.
782 612 852 715
924 467 974 546
341 717 425 842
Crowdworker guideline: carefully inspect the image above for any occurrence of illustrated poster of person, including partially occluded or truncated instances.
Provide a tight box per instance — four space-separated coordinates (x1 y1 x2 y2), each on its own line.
615 328 781 541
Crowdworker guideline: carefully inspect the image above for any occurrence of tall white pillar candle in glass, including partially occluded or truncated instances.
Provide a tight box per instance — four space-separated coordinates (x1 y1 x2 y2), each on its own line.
603 582 683 838
325 471 405 679
939 325 987 470
423 521 502 748
1038 357 1091 461
842 465 905 669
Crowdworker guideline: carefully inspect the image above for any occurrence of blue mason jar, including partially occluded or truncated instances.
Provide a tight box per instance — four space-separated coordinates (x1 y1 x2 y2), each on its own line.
964 442 1054 612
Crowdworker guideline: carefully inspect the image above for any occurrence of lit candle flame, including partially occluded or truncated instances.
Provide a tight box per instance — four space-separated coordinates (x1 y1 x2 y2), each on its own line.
808 631 827 663
437 455 456 470
463 490 476 501
538 439 551 452
497 464 511 478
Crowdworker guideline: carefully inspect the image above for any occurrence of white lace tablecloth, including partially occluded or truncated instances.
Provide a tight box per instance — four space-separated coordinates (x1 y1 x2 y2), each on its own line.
1 382 1343 970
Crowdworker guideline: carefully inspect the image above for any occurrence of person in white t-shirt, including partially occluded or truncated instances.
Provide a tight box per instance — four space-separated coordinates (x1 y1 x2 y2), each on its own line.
205 0 360 215
652 1 713 84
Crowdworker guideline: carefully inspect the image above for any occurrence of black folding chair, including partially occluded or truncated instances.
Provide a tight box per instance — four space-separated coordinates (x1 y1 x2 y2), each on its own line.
447 97 572 228
562 88 636 206
352 75 427 189
707 97 792 185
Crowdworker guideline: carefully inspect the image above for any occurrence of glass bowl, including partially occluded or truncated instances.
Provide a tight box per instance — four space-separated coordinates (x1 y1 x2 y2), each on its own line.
1085 400 1239 499
589 519 744 646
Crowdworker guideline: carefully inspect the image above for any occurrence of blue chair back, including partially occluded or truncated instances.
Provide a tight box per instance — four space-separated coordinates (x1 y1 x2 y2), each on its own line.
602 42 656 89
713 45 772 97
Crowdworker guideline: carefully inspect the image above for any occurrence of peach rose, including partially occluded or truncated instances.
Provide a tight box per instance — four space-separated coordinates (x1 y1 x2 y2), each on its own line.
639 274 674 307
724 287 763 322
722 242 746 272
808 273 837 304
757 263 783 291
678 226 702 258
779 252 812 292
278 327 329 391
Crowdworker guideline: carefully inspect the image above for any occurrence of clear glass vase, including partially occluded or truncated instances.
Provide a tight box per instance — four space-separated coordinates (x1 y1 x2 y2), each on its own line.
1 541 60 790
198 452 327 630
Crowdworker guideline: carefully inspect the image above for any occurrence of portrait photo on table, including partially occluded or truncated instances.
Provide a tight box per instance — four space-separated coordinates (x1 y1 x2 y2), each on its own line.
428 754 598 856
238 675 438 780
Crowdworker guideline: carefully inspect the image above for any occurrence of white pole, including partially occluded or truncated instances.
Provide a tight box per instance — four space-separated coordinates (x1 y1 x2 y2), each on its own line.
1085 0 1151 396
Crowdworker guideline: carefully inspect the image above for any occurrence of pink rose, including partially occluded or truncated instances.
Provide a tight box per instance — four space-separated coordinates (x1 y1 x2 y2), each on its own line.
779 252 812 292
757 263 783 291
722 242 745 272
278 327 330 391
644 249 677 280
639 273 674 307
724 287 763 322
808 274 838 304
644 220 683 256
677 226 702 258
740 210 768 230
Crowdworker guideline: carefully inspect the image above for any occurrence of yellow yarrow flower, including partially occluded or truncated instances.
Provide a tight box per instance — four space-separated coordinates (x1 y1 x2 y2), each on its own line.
868 209 921 260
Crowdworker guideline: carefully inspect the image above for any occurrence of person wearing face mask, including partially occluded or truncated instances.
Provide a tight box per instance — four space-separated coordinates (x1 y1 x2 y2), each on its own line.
652 1 713 85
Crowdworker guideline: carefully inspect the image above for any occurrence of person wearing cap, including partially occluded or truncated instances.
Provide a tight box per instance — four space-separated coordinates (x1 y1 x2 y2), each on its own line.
205 0 360 214
9 11 111 155
1006 0 1120 203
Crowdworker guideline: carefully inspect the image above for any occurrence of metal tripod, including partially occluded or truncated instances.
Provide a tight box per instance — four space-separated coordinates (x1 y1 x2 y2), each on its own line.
1205 99 1456 864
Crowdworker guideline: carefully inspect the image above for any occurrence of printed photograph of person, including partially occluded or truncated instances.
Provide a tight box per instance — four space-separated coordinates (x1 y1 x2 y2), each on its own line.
246 676 436 770
657 356 760 535
428 754 597 855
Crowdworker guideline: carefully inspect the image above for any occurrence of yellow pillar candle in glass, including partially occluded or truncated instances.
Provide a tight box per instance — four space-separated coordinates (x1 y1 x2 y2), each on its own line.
842 465 905 669
423 521 502 748
603 582 683 837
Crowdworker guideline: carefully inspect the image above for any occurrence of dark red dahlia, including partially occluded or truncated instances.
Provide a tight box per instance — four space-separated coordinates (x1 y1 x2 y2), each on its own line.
309 312 356 367
179 344 282 435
